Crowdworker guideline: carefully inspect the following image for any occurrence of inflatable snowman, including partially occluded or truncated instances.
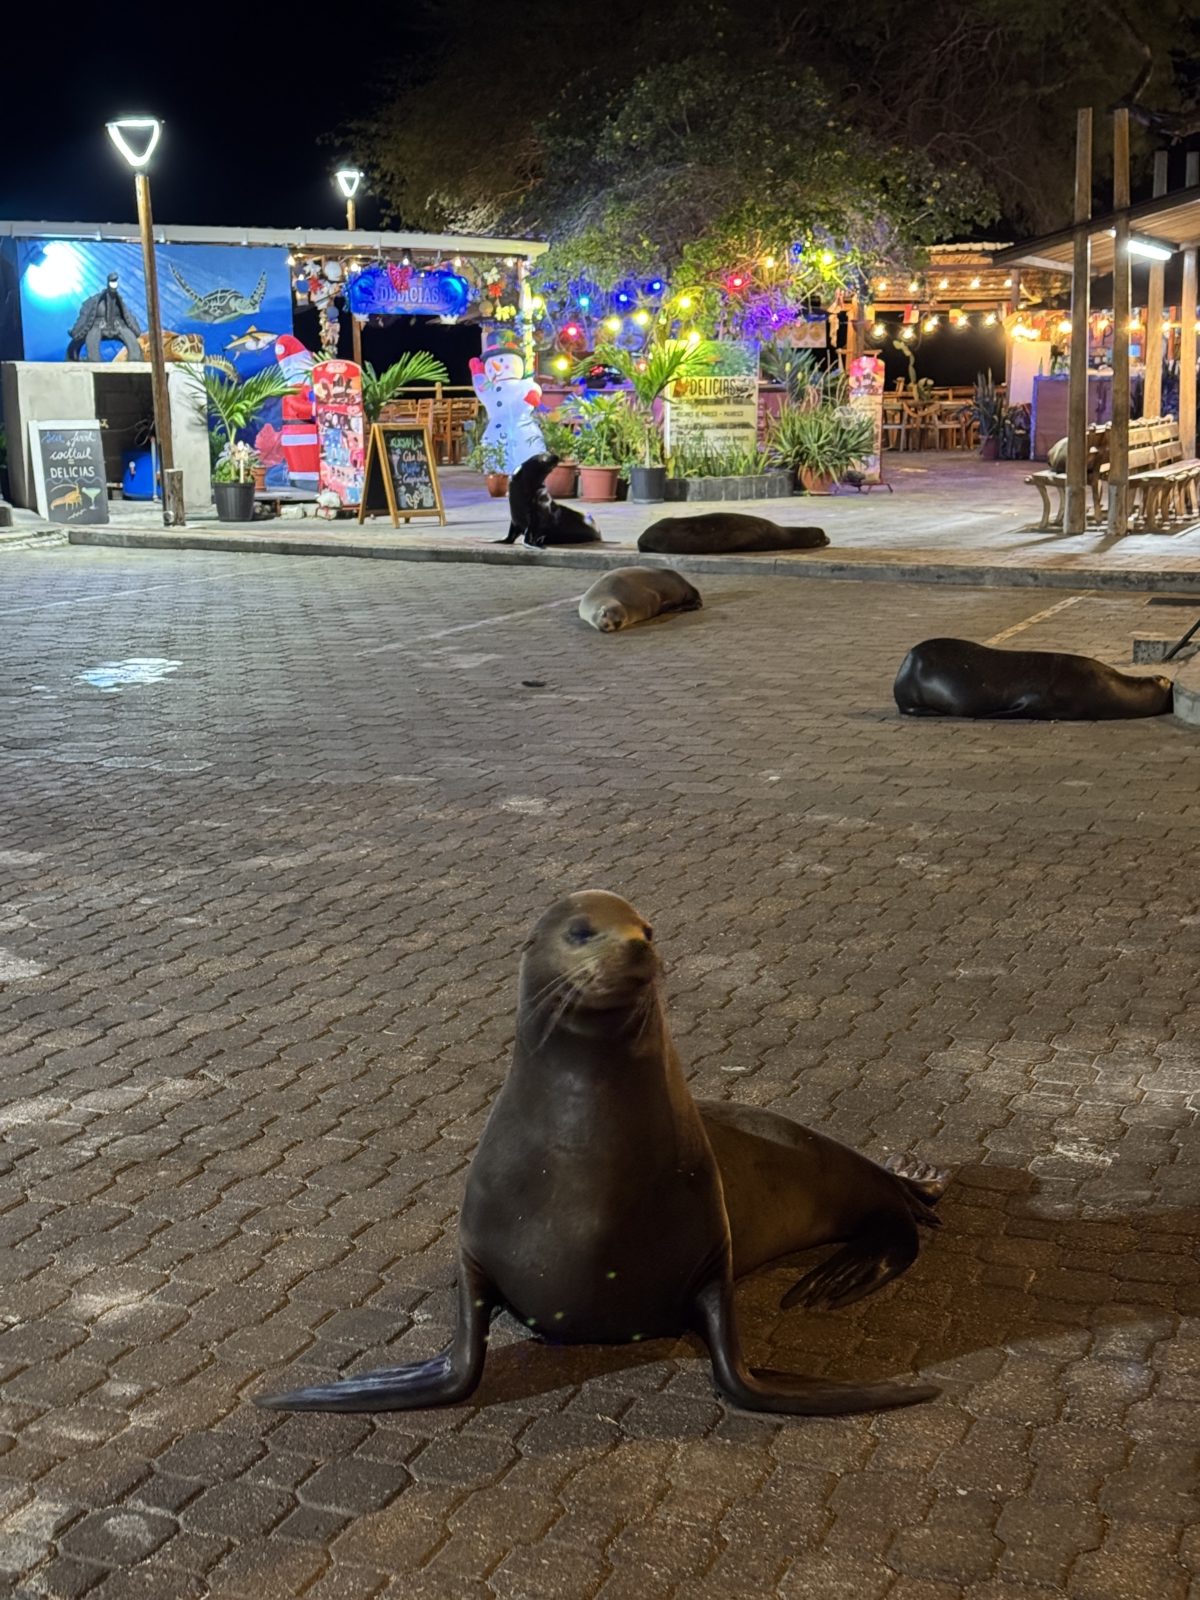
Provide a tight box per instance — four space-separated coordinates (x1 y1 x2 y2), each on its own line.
469 337 545 475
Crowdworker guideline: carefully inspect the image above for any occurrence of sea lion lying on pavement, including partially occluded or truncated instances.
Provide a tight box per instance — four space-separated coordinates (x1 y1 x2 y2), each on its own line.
638 513 829 555
259 891 947 1417
894 637 1173 720
579 567 702 632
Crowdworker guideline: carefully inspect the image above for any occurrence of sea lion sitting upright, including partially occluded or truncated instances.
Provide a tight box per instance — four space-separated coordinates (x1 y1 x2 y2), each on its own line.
639 513 829 556
259 891 946 1417
579 566 702 633
501 453 601 548
894 637 1173 720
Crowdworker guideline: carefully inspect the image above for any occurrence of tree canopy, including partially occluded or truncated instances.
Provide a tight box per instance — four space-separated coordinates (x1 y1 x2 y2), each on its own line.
345 0 1198 280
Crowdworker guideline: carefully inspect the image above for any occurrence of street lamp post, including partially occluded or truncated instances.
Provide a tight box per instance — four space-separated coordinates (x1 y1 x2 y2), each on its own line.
334 168 364 365
106 116 185 527
334 168 362 231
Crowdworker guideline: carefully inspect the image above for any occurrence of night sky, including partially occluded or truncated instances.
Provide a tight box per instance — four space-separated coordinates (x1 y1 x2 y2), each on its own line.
0 12 412 233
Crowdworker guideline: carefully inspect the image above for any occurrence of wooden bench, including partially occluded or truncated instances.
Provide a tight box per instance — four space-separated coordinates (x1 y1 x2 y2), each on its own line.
1026 418 1200 532
1124 419 1200 530
1025 425 1108 529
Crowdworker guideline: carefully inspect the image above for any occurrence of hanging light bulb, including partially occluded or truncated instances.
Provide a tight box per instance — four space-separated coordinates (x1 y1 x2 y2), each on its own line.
633 310 650 327
984 312 998 326
901 327 915 342
552 355 570 372
1058 318 1072 334
605 315 622 333
686 329 701 346
763 255 776 269
678 294 693 311
452 256 462 268
1004 276 1013 287
908 279 919 292
938 277 949 290
923 315 940 332
872 323 886 339
579 294 590 310
970 276 981 289
821 250 834 265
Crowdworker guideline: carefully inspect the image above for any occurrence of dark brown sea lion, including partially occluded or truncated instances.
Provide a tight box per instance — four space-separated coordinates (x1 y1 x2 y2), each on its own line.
259 891 946 1417
638 513 829 555
501 453 601 548
579 567 703 632
894 637 1173 720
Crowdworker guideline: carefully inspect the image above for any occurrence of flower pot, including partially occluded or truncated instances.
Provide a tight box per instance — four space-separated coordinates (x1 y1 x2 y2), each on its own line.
545 463 578 499
799 467 835 495
629 465 667 503
485 473 510 498
578 466 620 502
979 436 999 461
213 480 256 522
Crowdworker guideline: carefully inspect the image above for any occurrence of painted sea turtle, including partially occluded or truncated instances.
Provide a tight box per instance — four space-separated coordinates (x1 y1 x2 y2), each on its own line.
170 265 267 323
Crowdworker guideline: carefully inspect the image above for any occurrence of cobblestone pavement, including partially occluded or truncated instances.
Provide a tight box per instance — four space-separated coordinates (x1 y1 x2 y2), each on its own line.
1 547 1197 1600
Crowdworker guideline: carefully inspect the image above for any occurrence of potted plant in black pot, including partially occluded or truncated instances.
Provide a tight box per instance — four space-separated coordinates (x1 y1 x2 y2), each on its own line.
186 361 294 520
212 441 259 521
577 339 715 503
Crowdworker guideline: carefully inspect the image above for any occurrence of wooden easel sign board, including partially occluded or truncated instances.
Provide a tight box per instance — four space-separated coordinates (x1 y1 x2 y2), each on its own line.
358 424 446 526
29 420 110 524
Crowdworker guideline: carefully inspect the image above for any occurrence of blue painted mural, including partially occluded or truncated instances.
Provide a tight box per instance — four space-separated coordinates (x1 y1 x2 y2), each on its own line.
17 238 298 485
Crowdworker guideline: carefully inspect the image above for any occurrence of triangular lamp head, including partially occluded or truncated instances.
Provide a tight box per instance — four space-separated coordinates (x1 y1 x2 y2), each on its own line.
106 118 162 170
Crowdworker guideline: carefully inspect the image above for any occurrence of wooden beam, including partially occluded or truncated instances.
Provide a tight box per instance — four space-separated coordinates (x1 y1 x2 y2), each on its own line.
1182 153 1199 459
1065 109 1093 534
1108 109 1131 537
1143 151 1169 419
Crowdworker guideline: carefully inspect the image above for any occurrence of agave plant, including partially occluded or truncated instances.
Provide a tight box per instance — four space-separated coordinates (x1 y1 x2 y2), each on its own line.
361 352 451 422
574 339 716 465
768 402 875 481
183 361 294 469
759 343 825 406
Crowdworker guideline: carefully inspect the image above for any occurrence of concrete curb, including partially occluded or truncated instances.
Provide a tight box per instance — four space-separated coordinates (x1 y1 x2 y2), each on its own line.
1 527 67 552
67 524 1200 594
1172 657 1200 728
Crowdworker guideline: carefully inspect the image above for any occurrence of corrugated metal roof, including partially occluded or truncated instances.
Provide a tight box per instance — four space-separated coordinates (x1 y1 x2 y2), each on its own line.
994 185 1200 274
0 220 548 257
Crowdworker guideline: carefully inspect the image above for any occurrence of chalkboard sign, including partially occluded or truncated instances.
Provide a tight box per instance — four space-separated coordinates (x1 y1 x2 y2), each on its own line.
29 420 110 525
358 424 446 526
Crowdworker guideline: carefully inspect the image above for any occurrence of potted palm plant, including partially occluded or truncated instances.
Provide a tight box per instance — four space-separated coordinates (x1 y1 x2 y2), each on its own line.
361 352 451 424
185 361 294 521
578 339 715 502
561 393 630 501
768 402 875 494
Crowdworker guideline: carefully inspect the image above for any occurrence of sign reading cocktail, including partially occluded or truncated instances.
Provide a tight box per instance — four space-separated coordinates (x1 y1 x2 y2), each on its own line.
663 372 758 458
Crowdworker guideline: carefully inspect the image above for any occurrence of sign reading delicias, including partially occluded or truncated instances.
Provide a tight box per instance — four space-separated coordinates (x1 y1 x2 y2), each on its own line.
663 372 758 458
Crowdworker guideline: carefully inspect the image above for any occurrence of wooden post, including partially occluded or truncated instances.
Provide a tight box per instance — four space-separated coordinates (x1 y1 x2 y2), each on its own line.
134 173 185 527
346 198 357 231
1181 152 1199 459
1143 151 1169 419
1108 108 1131 536
1065 108 1093 534
351 315 363 369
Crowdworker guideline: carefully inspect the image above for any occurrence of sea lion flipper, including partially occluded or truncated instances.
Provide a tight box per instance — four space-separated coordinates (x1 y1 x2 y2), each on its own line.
779 1222 920 1312
883 1152 951 1204
255 1256 495 1413
693 1276 937 1416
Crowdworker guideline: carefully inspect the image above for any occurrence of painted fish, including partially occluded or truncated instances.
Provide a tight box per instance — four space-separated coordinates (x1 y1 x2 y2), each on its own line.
225 326 277 354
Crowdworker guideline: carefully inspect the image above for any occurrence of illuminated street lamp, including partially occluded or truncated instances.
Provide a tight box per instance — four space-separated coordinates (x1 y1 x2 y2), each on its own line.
106 116 185 526
334 168 363 231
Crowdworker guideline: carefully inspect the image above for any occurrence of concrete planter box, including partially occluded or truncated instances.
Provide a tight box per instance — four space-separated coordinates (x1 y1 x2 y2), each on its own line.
664 470 792 502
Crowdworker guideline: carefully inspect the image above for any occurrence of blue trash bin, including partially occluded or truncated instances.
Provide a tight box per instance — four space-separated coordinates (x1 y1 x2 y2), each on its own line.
122 449 156 500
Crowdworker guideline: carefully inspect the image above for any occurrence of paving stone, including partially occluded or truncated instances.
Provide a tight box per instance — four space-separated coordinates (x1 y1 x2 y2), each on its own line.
1 548 1197 1597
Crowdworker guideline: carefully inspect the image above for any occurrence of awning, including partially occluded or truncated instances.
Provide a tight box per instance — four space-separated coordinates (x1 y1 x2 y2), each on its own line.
994 184 1200 275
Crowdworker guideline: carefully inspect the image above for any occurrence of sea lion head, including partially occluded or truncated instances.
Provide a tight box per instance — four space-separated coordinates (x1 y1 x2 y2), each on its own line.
594 602 628 634
521 890 658 1022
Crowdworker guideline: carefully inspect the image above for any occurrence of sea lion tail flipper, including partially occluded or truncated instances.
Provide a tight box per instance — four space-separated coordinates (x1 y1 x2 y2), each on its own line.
779 1214 922 1312
497 524 521 545
256 1257 495 1413
693 1277 938 1416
